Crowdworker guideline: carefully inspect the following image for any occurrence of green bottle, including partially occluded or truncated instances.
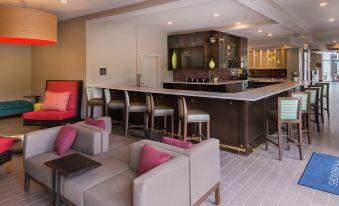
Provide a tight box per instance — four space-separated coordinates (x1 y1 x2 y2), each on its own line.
209 59 216 69
172 50 177 69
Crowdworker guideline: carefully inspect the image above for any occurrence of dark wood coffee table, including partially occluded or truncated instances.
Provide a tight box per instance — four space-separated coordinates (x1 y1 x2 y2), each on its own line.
45 153 102 206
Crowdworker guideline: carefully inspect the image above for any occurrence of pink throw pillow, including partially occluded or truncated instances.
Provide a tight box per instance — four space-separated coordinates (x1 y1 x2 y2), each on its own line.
0 137 14 153
162 137 193 149
55 124 78 155
137 144 171 176
85 118 105 129
42 91 71 111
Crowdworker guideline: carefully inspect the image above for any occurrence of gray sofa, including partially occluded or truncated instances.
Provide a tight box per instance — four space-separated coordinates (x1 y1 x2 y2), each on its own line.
23 125 190 206
140 139 221 206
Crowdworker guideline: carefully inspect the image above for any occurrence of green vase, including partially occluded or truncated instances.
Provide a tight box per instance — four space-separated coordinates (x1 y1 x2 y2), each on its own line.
172 50 177 69
209 59 216 69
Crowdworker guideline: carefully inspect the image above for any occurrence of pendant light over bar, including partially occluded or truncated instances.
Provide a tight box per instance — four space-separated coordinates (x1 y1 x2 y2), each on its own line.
0 6 57 44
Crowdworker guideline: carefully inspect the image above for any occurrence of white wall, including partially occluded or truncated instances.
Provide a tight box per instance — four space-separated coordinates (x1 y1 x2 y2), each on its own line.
0 44 31 101
86 20 172 88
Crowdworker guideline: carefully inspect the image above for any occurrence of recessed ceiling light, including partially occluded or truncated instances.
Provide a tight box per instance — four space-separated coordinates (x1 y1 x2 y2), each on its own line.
60 0 68 3
167 21 173 25
268 33 273 37
319 2 327 6
328 17 335 22
333 40 337 43
213 13 219 17
236 22 241 25
258 29 263 33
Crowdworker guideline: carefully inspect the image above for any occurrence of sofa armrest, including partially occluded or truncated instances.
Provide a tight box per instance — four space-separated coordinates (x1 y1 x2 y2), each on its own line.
23 126 62 160
73 122 109 153
187 138 221 203
72 125 103 155
96 116 112 134
133 155 190 206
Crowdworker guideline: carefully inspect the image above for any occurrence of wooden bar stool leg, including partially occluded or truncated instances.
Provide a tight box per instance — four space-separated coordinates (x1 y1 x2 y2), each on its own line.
171 115 174 138
144 113 149 132
278 123 283 161
287 123 292 150
150 114 155 132
178 119 181 139
320 101 324 123
198 122 202 142
265 118 269 151
215 182 221 205
315 105 320 132
298 122 304 160
164 116 167 134
183 122 188 141
326 96 330 119
91 105 94 118
207 121 210 139
124 111 129 137
307 113 311 144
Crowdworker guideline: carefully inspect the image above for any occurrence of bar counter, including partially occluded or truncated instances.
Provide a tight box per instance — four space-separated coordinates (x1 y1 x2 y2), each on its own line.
94 81 303 155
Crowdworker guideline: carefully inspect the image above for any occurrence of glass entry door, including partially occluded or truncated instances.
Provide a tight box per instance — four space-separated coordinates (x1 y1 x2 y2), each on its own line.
322 51 339 81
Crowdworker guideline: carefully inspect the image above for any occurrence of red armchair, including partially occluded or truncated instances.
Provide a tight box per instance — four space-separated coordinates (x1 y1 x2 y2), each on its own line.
23 80 83 127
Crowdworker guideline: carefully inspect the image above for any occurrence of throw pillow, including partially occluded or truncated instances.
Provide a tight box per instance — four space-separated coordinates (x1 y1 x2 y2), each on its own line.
85 118 105 129
137 144 171 176
163 136 193 149
0 137 14 153
42 91 71 111
55 124 78 155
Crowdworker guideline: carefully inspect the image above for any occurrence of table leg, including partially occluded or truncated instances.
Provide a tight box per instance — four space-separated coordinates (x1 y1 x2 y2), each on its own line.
56 172 61 206
52 169 56 206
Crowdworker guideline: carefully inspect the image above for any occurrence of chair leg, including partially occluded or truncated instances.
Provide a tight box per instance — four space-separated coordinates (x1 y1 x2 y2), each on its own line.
183 122 188 142
326 96 330 119
24 173 30 192
171 115 174 138
207 121 210 139
164 116 167 134
298 122 304 161
144 113 149 132
124 111 129 137
265 119 269 151
91 105 94 118
315 106 320 132
278 123 283 161
178 119 181 140
287 123 292 150
215 182 221 205
320 101 324 123
307 113 311 144
198 122 202 142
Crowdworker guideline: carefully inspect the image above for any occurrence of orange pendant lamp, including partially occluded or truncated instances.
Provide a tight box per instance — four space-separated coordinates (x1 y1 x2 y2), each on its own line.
0 4 57 44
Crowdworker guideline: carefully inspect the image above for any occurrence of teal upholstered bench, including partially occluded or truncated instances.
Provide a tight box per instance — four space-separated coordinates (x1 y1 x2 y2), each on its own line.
0 100 33 117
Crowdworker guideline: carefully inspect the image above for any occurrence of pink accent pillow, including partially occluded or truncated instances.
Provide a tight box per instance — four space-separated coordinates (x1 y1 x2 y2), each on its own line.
55 124 78 155
0 137 14 153
42 91 71 112
137 144 171 176
85 118 105 129
163 137 193 149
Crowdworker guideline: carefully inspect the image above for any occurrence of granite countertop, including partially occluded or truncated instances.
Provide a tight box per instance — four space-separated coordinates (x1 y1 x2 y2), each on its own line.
94 81 305 102
163 80 247 85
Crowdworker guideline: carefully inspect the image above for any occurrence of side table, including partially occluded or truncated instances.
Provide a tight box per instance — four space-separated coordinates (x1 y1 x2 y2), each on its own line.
45 153 102 206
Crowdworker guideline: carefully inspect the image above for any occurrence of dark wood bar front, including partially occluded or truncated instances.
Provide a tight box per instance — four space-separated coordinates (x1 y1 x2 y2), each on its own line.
96 81 302 156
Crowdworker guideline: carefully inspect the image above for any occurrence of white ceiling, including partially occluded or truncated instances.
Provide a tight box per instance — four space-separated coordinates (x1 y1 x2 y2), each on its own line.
1 0 338 48
0 0 146 21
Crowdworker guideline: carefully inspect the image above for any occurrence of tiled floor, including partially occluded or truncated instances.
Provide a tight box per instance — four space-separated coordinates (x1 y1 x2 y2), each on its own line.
1 83 339 206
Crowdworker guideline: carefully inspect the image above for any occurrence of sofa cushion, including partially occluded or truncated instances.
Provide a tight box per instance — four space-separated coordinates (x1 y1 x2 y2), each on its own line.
137 144 171 176
46 81 79 112
162 137 192 149
23 110 76 120
42 91 71 111
107 144 130 163
61 154 130 206
55 124 78 155
85 118 105 129
84 170 135 206
0 137 14 153
24 150 78 189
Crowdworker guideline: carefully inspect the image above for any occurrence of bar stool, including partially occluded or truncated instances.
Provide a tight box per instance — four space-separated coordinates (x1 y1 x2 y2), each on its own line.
178 96 210 142
265 97 303 161
304 88 321 132
85 87 105 118
145 93 174 137
315 82 330 119
309 85 324 123
124 91 146 137
103 88 124 124
291 92 311 144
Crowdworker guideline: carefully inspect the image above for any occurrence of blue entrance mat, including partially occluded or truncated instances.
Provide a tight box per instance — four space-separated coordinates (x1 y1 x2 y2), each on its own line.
299 152 339 195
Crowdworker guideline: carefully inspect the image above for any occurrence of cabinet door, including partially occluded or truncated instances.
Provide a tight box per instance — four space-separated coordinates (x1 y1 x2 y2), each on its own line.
177 35 188 48
248 51 253 68
195 32 205 46
188 34 195 47
168 36 177 49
